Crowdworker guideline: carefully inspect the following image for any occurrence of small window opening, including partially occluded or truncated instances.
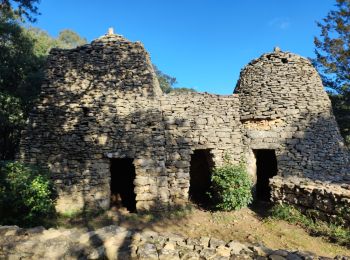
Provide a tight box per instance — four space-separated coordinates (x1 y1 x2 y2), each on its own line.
189 149 214 208
253 149 278 201
110 158 136 212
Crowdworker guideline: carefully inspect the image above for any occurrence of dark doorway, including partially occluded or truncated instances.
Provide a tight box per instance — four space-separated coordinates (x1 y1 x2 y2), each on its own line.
254 149 278 201
189 149 214 207
110 158 136 212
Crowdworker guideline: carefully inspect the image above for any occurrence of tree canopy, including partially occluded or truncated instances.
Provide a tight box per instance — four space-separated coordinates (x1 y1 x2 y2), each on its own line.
0 0 40 22
0 16 41 100
153 65 196 94
56 29 87 49
314 0 350 146
314 0 350 95
0 0 87 159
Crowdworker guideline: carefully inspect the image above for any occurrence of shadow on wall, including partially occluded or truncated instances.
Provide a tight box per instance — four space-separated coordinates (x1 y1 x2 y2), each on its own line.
245 110 350 206
22 45 163 208
283 111 349 183
249 111 350 185
43 100 192 209
19 44 350 257
19 48 201 257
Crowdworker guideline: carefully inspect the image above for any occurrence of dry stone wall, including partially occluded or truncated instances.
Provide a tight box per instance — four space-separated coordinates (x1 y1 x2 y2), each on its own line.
18 32 350 214
18 33 245 212
270 176 350 225
19 34 166 212
160 93 242 205
235 50 349 182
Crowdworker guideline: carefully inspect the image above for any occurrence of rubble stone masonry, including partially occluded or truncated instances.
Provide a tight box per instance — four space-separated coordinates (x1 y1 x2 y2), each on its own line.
18 32 349 215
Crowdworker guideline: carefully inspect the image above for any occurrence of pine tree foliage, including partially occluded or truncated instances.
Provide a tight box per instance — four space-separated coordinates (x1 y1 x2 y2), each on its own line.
314 0 350 145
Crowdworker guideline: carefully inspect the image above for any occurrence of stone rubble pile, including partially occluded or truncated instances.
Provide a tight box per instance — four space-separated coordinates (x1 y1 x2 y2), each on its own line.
271 176 350 224
0 225 348 259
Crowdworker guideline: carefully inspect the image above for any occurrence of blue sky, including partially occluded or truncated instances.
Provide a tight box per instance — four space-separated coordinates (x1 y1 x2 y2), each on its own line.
34 0 336 94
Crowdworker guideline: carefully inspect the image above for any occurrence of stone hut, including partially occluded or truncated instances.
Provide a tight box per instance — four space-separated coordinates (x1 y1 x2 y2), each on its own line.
18 31 350 214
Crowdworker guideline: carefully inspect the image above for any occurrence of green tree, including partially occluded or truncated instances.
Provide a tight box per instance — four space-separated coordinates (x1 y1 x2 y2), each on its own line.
0 0 40 22
0 25 87 159
153 65 196 94
0 22 41 159
153 64 177 93
171 87 197 94
55 29 87 49
0 0 42 159
0 92 26 160
26 27 87 53
0 17 40 99
314 0 350 145
26 27 56 57
0 1 86 159
0 161 56 227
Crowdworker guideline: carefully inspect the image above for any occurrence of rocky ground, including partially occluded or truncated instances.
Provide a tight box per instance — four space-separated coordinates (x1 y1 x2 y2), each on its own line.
0 225 349 260
55 205 349 257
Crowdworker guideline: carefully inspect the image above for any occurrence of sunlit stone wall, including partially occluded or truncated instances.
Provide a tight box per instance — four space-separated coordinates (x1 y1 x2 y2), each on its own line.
19 33 349 213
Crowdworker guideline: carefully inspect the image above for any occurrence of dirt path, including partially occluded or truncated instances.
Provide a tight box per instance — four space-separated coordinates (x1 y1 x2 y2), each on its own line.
141 208 349 257
59 205 350 258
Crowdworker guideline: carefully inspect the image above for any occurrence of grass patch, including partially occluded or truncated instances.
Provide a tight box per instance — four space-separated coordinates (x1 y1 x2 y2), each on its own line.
51 209 110 228
269 204 350 247
210 211 237 224
53 205 194 229
134 204 194 222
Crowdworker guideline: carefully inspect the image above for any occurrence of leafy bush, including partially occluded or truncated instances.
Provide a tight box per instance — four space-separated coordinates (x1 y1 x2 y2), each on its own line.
0 161 56 227
269 203 311 225
210 161 253 211
0 92 26 160
269 204 350 246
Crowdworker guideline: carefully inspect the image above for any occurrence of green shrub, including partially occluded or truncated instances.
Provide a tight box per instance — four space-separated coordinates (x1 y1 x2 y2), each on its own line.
209 161 253 211
0 161 56 227
269 203 311 225
269 204 350 246
0 91 26 160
